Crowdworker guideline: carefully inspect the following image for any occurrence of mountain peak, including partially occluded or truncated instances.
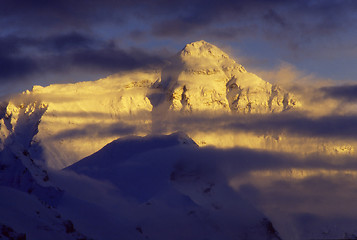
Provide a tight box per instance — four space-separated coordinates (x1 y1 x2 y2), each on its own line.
183 40 211 48
180 40 229 60
161 40 300 113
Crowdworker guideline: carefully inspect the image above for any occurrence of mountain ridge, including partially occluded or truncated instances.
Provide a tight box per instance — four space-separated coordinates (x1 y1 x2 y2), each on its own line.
0 40 300 169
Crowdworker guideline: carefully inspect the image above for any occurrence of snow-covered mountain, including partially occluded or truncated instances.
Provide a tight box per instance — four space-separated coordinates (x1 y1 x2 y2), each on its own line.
0 40 289 240
2 40 357 240
0 40 300 169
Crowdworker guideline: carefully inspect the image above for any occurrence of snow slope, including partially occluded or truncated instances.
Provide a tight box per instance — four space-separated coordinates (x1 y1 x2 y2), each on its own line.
0 186 89 240
60 133 281 240
0 101 90 240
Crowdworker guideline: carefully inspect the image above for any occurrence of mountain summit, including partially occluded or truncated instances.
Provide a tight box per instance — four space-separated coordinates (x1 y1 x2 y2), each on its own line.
160 40 299 113
180 40 233 61
179 40 245 74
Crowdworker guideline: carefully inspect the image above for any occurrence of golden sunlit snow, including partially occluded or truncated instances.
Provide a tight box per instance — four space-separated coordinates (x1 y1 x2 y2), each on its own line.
0 41 354 171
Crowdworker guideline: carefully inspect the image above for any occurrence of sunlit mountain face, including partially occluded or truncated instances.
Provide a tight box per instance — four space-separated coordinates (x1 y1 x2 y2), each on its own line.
1 39 357 240
2 40 302 168
1 41 355 166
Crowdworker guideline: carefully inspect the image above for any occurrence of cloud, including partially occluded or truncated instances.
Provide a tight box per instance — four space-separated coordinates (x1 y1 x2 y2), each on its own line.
0 0 123 30
320 84 357 102
43 32 96 52
152 18 207 37
2 0 356 43
0 36 39 80
251 63 357 116
149 0 357 43
0 33 167 84
225 113 357 140
0 55 39 79
68 46 166 72
155 111 357 141
51 123 137 140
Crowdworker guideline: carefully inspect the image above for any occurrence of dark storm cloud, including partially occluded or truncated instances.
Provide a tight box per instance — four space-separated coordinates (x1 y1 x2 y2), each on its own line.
320 85 357 102
44 33 95 52
68 46 165 72
0 0 199 31
0 36 38 79
2 0 355 38
151 0 252 37
150 0 357 41
0 33 167 83
0 33 94 59
0 55 39 79
0 0 123 29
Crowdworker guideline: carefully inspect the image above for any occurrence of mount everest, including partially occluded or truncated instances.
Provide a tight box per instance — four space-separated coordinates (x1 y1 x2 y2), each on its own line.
1 40 300 169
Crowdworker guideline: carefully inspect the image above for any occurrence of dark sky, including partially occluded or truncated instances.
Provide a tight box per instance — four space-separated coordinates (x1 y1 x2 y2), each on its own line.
1 0 357 96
